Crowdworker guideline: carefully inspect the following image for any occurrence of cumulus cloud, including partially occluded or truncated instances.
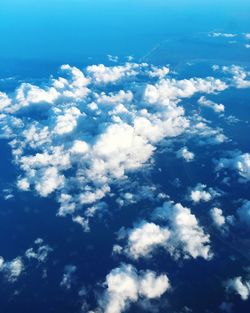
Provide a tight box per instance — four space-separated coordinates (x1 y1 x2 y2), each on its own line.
198 96 225 113
214 65 250 89
86 63 140 84
152 201 212 260
176 146 194 162
124 222 170 259
215 151 250 182
210 207 226 227
99 264 170 313
117 200 212 261
189 183 219 203
0 62 231 229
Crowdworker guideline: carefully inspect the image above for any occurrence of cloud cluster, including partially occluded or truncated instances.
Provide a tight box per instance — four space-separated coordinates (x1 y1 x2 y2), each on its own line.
0 238 51 283
189 183 219 203
0 62 230 226
99 264 170 313
152 201 212 260
116 200 212 261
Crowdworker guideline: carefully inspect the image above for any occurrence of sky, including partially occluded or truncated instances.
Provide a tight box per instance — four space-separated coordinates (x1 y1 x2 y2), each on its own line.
0 0 250 62
0 1 250 313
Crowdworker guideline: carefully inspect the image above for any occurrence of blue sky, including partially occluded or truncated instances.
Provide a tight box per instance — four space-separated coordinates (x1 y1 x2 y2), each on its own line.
1 0 250 62
0 2 250 313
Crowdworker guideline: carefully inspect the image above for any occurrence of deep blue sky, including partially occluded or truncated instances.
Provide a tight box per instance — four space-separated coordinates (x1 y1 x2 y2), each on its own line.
1 0 250 62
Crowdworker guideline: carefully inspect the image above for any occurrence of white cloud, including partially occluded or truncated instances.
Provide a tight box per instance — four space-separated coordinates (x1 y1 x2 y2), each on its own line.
125 222 170 259
226 276 250 300
210 207 225 227
198 96 225 113
100 264 170 313
152 201 212 260
86 63 139 84
216 152 250 182
0 61 230 227
176 147 194 162
219 65 250 88
189 183 219 203
148 66 170 78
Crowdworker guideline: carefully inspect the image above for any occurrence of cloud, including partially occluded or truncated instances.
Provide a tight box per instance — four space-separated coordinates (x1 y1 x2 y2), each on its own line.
210 207 226 227
198 96 225 113
214 65 250 89
176 146 194 162
117 200 212 261
237 201 250 224
99 264 170 313
209 33 237 38
0 257 24 282
215 151 250 182
225 276 250 300
0 62 231 228
86 63 140 84
189 183 219 203
124 222 170 259
25 238 53 262
0 238 52 283
60 265 77 289
152 201 212 260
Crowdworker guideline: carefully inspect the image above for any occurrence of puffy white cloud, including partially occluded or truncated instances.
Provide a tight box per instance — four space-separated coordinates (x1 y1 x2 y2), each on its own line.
176 147 194 162
210 207 226 228
152 201 212 259
54 107 81 135
226 276 250 300
189 183 219 203
198 96 225 113
148 66 170 78
0 61 230 227
216 152 250 182
86 63 139 84
143 77 227 105
100 264 170 313
125 222 170 259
